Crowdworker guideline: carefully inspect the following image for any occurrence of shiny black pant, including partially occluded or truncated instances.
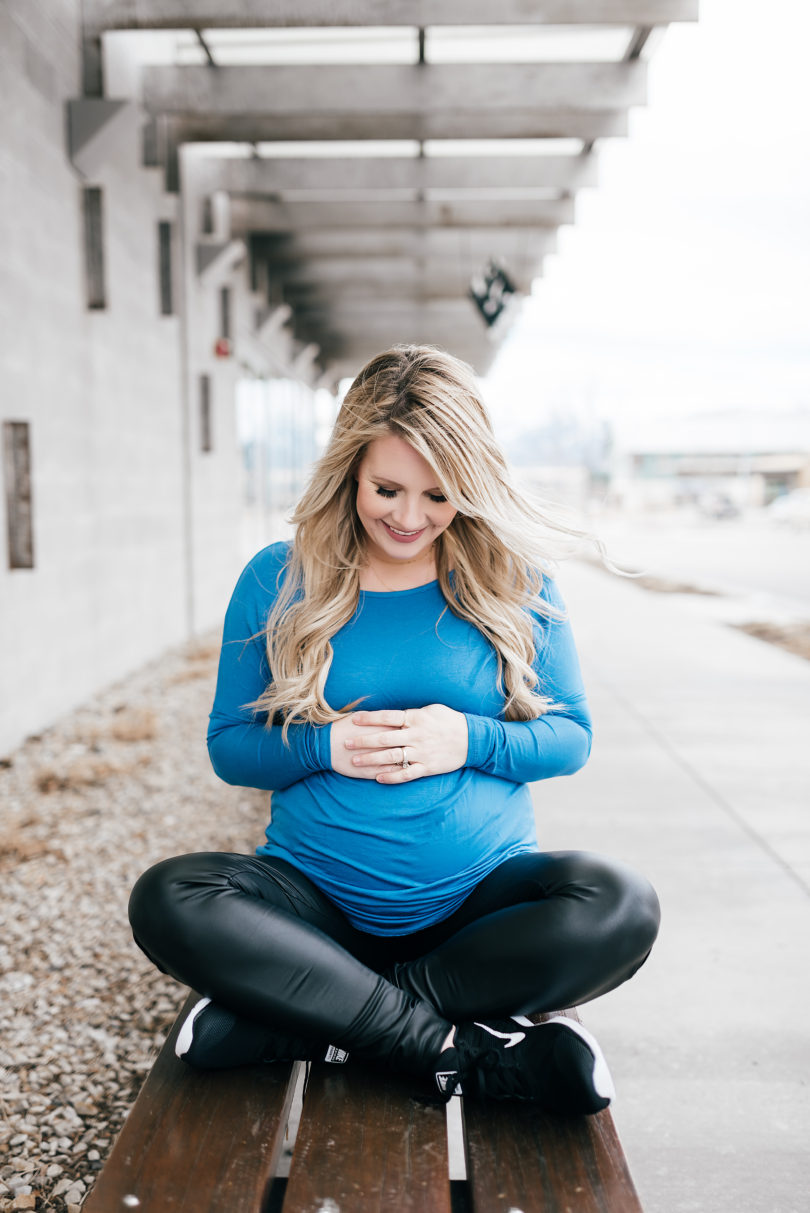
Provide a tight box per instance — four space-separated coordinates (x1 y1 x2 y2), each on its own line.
129 850 660 1075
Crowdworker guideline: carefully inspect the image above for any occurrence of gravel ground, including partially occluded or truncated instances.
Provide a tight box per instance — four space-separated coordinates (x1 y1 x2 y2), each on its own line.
0 637 269 1213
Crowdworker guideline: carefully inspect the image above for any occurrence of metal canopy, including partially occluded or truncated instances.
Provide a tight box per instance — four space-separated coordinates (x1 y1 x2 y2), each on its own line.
80 1 699 381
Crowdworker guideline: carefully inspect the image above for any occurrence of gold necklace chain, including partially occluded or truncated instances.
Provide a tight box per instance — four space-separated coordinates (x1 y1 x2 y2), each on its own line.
364 546 436 592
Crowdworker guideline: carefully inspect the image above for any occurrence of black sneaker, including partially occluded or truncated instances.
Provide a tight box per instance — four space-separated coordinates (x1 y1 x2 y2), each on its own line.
175 998 349 1071
434 1014 614 1115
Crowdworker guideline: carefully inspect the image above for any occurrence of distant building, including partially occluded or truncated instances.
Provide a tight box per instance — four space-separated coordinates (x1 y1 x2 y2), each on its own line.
612 410 810 510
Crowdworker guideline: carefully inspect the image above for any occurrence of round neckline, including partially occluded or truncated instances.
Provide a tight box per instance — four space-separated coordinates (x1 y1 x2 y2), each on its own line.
359 569 455 597
359 577 441 598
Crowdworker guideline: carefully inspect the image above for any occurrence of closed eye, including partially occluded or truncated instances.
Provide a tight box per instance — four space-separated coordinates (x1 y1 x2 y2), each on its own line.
374 486 447 504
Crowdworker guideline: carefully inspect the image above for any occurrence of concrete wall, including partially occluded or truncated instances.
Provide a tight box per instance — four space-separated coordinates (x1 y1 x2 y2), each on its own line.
0 1 183 754
0 2 322 756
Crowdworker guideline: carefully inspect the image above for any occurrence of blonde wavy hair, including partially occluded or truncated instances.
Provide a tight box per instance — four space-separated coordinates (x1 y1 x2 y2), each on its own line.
253 344 595 739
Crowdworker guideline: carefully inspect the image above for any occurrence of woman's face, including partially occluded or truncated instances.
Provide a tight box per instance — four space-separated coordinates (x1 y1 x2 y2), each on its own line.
354 434 457 564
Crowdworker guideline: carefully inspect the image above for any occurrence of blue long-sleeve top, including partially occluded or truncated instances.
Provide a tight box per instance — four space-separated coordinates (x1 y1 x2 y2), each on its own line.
208 541 592 935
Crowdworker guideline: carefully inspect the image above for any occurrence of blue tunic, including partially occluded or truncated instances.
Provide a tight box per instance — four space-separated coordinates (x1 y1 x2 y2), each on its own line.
207 541 592 935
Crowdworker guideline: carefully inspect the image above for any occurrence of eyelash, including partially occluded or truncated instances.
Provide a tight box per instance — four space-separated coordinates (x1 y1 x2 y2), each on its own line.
375 486 447 504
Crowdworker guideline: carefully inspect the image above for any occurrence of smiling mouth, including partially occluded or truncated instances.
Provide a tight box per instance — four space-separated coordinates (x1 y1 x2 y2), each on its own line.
383 522 425 538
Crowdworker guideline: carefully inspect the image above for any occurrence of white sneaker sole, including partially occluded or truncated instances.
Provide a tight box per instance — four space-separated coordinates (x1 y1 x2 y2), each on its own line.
511 1014 616 1104
175 997 211 1059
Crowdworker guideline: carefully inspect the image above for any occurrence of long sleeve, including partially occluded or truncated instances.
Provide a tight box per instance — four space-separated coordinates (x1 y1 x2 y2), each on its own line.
464 577 592 784
207 544 332 791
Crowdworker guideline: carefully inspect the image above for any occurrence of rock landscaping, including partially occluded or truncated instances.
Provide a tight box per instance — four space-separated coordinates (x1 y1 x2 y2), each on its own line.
0 637 269 1212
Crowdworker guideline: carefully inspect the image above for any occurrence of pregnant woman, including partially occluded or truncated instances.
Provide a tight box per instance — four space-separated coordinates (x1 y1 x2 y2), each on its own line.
129 344 660 1113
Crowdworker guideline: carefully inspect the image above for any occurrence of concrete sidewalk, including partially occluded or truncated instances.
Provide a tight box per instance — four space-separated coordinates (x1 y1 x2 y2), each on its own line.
535 561 810 1213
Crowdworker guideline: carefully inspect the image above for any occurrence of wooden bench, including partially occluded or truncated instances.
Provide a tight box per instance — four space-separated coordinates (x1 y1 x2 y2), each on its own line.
84 995 644 1213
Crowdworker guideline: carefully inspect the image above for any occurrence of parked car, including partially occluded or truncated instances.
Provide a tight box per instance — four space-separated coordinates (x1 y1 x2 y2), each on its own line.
765 488 810 527
697 493 740 520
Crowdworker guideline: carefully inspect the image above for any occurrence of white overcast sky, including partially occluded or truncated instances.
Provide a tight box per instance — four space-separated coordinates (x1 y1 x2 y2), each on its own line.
483 0 810 445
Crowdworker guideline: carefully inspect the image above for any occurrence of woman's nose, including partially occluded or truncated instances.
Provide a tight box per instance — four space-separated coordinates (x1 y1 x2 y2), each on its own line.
392 496 424 530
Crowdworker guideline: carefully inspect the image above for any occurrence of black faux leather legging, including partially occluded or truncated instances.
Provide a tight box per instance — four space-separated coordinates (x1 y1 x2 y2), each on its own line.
128 850 660 1076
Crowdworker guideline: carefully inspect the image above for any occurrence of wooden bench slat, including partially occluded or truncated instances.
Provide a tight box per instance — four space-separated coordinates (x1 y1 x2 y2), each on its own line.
282 1061 453 1213
463 1099 643 1213
84 994 299 1213
462 1011 644 1213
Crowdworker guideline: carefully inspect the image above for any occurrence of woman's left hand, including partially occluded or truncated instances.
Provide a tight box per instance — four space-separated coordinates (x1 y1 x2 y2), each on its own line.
344 705 468 783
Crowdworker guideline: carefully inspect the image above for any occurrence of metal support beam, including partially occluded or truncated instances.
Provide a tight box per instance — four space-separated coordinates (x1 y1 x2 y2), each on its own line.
279 274 537 304
143 62 646 118
168 109 628 143
84 2 700 31
251 229 557 260
287 301 506 346
293 297 482 316
315 316 500 346
218 196 574 230
194 29 217 67
263 256 541 289
198 153 599 195
626 26 654 58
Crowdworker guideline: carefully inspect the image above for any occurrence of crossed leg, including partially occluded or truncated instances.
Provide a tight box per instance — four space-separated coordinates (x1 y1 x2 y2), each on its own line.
128 849 660 1074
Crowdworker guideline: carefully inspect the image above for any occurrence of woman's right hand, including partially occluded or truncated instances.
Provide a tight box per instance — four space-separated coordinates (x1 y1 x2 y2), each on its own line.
330 713 399 779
